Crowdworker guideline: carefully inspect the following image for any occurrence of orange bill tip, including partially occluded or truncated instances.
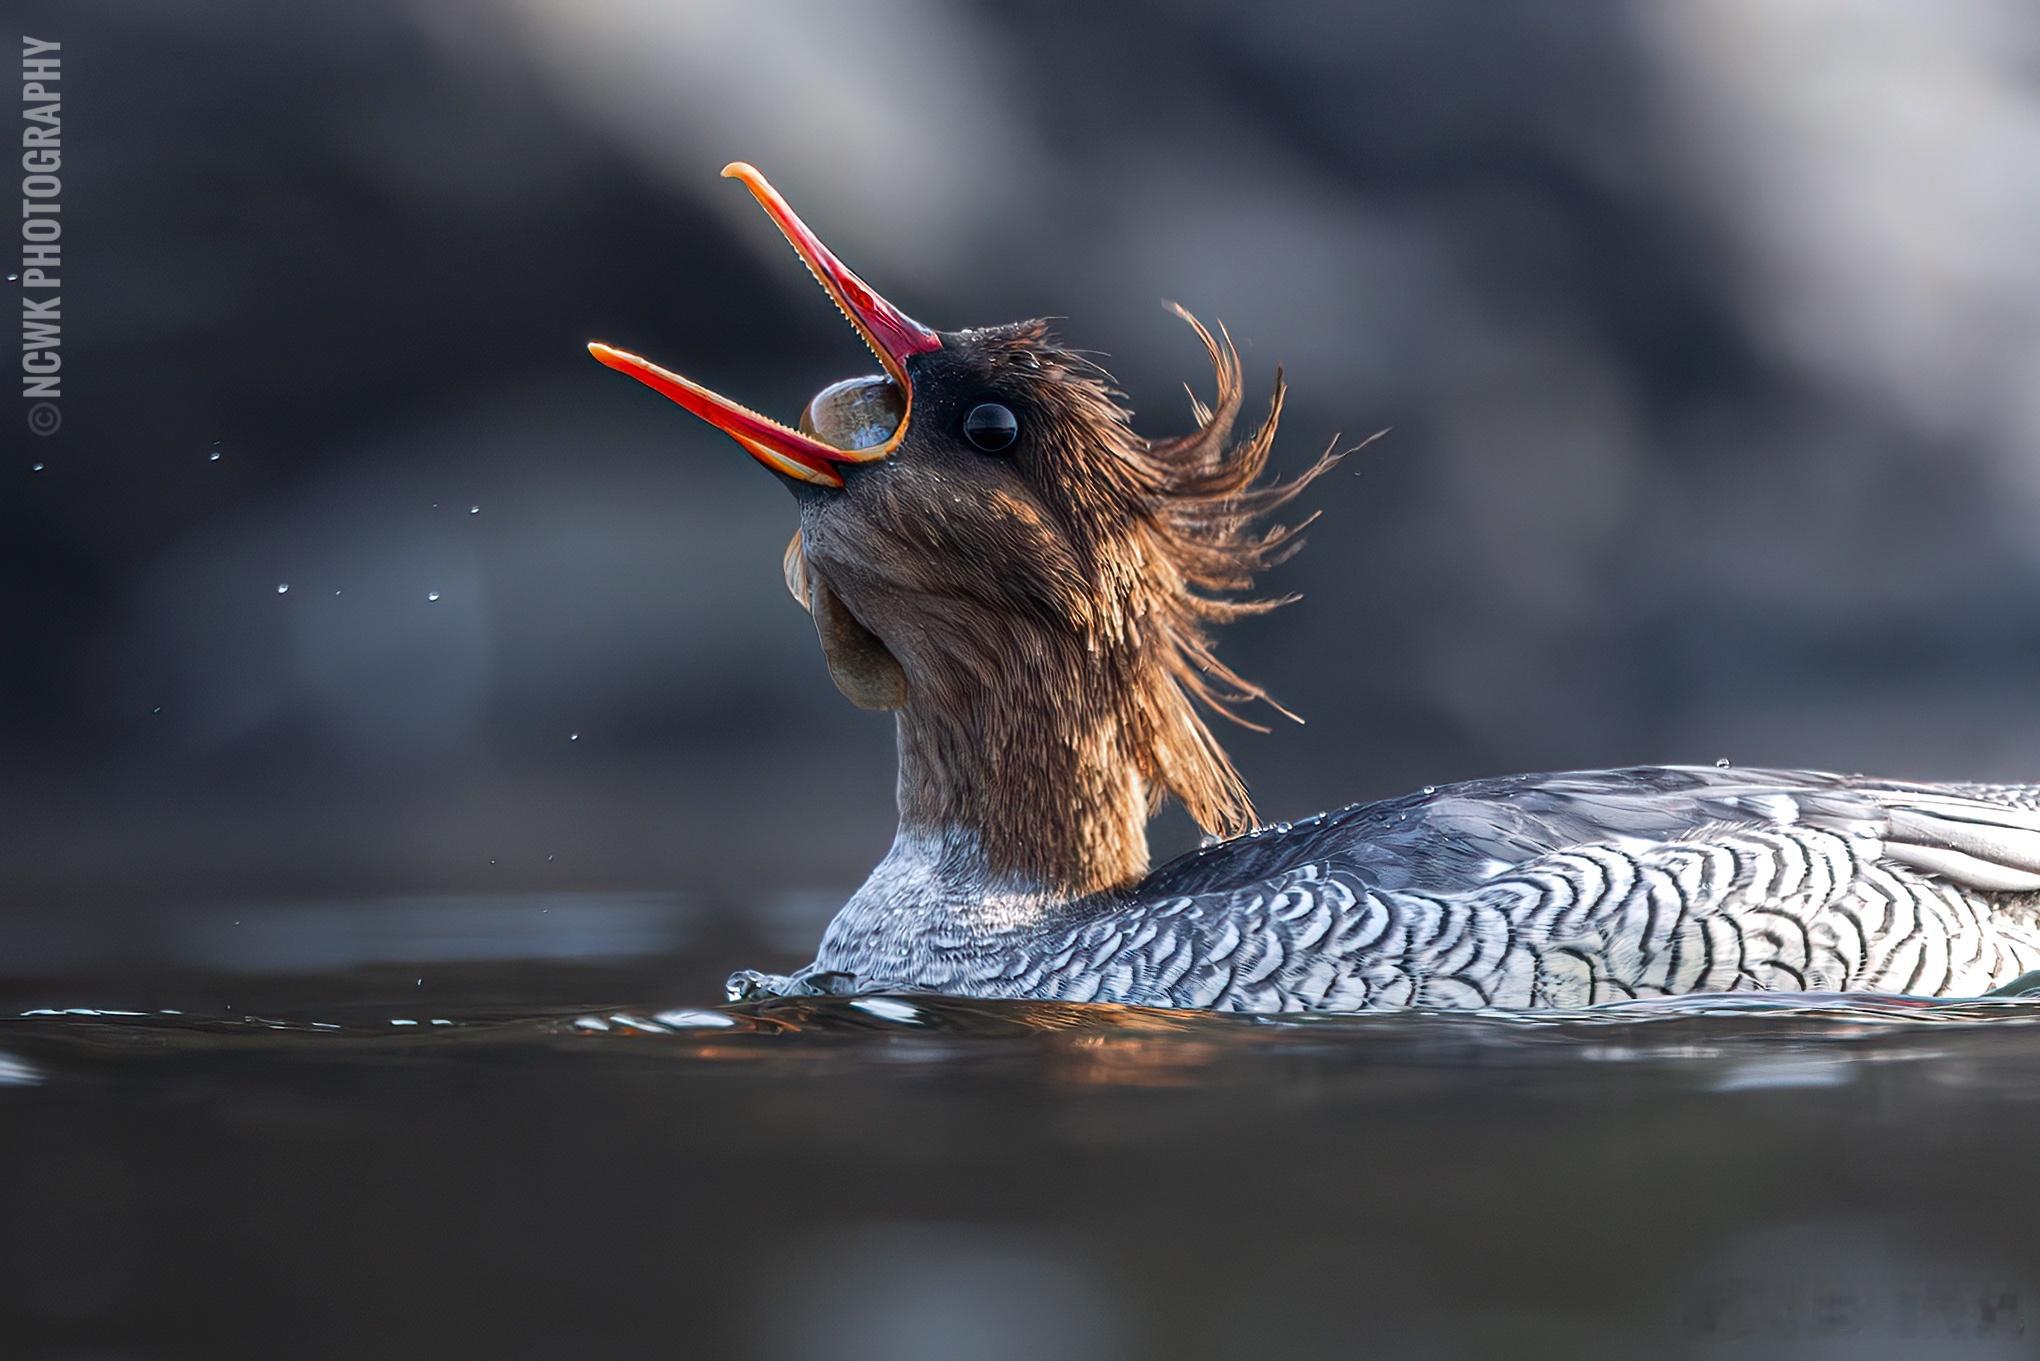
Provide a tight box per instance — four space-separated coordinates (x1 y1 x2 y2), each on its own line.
588 163 940 485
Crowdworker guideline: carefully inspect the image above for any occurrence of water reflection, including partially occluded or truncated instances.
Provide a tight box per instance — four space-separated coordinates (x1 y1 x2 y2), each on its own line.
8 976 2040 1357
9 987 2040 1080
752 1224 1128 1361
11 886 2040 1361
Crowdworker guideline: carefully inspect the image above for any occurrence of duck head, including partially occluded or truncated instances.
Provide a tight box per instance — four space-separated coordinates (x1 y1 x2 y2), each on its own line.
591 164 1334 895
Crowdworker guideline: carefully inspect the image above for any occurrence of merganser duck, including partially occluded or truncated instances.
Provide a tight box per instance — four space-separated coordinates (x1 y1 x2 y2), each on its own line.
590 163 2040 1012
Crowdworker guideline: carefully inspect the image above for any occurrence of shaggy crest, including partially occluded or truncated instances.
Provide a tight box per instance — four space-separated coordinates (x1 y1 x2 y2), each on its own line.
980 306 1341 842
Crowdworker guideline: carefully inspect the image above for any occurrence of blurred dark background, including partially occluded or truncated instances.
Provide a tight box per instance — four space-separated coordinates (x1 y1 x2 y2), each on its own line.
8 0 2040 993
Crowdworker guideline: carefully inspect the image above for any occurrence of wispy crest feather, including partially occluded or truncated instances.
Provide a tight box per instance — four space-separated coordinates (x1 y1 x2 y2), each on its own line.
990 307 1340 837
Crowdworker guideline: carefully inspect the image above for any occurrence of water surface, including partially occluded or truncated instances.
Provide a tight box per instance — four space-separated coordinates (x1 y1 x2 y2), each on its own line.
5 895 2039 1361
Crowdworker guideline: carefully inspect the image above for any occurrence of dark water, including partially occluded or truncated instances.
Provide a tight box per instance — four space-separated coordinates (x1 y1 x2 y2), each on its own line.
6 897 2040 1361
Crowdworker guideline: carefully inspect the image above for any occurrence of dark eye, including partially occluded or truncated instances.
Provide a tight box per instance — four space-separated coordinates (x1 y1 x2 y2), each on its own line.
962 402 1018 453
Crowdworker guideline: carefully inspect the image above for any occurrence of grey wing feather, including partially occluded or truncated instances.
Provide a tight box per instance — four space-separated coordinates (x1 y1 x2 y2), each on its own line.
1104 767 2040 1011
1150 766 2040 898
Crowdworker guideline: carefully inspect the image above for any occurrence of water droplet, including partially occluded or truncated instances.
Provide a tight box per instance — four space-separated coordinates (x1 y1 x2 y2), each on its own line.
207 451 221 462
656 1008 736 1030
426 591 441 602
1422 785 1436 796
851 997 923 1024
569 732 579 742
333 589 342 596
1716 757 1732 769
276 583 290 595
468 505 480 515
151 706 161 715
30 463 43 473
546 854 556 862
4 273 16 282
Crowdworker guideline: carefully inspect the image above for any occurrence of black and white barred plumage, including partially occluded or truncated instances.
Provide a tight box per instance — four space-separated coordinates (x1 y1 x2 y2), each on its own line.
736 767 2040 1011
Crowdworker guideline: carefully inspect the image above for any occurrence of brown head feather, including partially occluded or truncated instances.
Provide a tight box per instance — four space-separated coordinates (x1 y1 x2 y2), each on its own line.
794 307 1338 894
1005 307 1333 840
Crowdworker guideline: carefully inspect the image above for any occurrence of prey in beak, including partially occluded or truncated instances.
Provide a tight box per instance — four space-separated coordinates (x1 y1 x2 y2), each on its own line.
588 162 941 487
